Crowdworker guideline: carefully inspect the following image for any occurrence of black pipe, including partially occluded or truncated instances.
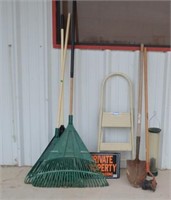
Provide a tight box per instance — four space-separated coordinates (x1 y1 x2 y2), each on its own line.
70 1 76 78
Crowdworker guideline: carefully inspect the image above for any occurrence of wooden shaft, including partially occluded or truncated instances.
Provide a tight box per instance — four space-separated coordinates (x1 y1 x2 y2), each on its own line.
63 14 71 66
135 136 140 160
56 14 71 127
60 13 71 125
137 44 144 137
143 47 150 170
57 28 64 127
135 44 144 160
69 78 74 115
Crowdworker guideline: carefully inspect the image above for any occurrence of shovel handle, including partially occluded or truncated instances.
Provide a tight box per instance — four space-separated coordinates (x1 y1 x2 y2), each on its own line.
135 136 141 159
135 44 144 159
137 44 144 137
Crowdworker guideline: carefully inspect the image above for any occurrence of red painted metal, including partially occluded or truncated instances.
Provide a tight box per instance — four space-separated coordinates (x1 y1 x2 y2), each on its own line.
52 1 171 52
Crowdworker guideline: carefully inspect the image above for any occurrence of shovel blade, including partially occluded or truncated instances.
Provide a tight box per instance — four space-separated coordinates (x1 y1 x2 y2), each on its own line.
126 159 146 188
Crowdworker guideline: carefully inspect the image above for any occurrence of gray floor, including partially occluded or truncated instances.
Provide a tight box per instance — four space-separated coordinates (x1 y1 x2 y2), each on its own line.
0 166 171 200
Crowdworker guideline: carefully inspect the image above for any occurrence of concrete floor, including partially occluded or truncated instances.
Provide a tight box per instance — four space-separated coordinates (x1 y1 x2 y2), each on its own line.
0 166 171 200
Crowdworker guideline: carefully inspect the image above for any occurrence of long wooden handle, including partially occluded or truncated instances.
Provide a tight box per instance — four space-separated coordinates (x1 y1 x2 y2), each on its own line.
57 20 64 127
60 13 71 125
63 14 71 66
57 13 71 127
144 47 150 171
137 44 144 137
135 44 144 159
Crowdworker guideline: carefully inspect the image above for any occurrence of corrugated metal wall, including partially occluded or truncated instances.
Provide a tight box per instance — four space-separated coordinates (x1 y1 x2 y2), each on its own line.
0 0 171 169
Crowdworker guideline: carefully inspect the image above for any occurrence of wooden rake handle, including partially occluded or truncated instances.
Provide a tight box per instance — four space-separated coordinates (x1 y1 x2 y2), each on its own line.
57 13 71 127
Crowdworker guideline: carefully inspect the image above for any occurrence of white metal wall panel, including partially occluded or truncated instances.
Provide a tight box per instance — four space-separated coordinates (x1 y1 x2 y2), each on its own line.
0 1 19 165
0 1 171 169
18 0 50 165
0 0 51 165
160 52 171 169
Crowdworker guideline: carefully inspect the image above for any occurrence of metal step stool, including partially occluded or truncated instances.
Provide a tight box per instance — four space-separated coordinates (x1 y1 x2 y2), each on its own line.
98 72 134 160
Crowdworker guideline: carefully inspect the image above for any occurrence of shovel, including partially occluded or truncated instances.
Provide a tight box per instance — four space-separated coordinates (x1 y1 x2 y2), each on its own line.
126 44 146 187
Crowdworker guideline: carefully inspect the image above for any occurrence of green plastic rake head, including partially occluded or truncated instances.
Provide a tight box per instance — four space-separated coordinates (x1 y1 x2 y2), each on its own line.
24 127 62 184
30 116 108 187
31 158 108 187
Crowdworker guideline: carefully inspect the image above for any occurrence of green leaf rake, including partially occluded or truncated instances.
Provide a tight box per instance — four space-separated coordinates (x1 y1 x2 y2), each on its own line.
25 1 108 188
24 10 71 184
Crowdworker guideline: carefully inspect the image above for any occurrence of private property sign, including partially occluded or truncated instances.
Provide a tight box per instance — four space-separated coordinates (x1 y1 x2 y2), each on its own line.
91 153 120 178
